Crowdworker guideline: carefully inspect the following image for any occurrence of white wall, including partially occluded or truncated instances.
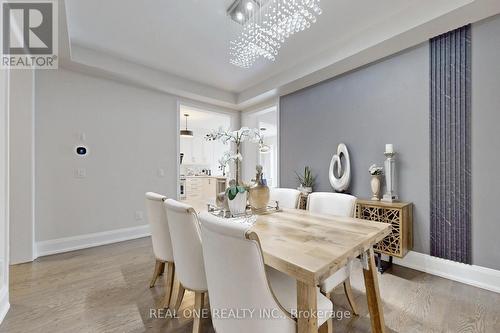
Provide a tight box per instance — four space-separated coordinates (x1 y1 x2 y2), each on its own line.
9 70 35 264
0 68 10 321
472 15 500 270
34 68 177 243
34 68 239 253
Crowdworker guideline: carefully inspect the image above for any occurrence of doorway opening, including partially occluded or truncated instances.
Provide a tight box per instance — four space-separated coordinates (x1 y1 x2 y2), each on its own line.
177 104 231 211
241 106 278 187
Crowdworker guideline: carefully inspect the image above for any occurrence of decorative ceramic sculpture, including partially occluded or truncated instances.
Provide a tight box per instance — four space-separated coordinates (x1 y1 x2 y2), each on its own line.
368 164 384 201
370 175 382 200
329 143 351 192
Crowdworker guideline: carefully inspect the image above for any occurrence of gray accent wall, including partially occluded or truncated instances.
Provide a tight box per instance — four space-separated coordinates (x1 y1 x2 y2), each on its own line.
280 15 500 270
471 15 500 270
280 44 430 254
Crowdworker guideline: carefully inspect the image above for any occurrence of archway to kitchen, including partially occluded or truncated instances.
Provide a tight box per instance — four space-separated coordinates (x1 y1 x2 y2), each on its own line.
177 103 233 212
241 105 279 188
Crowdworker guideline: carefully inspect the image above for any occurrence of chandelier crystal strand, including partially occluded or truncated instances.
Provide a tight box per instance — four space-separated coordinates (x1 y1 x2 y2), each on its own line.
229 0 322 68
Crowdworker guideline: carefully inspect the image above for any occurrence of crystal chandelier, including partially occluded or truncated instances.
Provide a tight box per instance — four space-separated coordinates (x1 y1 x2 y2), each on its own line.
228 0 322 68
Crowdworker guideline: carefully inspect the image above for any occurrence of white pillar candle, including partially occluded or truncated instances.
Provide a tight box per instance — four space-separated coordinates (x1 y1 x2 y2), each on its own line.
385 144 394 154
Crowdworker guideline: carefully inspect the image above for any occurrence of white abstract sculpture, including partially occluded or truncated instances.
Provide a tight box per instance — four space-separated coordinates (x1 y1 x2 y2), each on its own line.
329 143 351 192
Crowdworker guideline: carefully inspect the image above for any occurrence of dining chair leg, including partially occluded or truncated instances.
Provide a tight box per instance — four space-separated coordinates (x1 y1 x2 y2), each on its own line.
319 315 333 333
162 262 175 308
169 275 185 312
192 291 205 333
343 279 359 316
149 260 163 288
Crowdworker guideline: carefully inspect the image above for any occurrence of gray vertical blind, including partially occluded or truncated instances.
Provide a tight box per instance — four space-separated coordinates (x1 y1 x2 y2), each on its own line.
430 25 471 264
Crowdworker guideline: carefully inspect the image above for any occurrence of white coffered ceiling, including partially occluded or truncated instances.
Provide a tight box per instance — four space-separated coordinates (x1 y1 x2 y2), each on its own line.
63 0 499 109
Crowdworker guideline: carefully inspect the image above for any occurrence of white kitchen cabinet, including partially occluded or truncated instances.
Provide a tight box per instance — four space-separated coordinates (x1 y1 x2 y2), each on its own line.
202 177 217 201
186 177 203 200
184 177 226 206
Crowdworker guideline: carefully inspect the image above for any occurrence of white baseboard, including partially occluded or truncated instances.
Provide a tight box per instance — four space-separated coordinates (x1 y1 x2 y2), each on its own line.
0 285 10 324
394 251 500 293
35 225 151 258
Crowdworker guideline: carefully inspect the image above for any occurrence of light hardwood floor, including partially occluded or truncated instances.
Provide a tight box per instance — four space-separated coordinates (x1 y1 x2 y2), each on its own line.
1 237 499 333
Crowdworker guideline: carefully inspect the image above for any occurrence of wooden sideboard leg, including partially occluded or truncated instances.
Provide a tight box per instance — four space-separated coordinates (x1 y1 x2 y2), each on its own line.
362 248 386 333
374 253 394 274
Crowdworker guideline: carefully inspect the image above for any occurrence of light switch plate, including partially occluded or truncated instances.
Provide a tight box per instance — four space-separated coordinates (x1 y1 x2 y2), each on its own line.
75 168 86 178
135 211 144 221
157 168 165 177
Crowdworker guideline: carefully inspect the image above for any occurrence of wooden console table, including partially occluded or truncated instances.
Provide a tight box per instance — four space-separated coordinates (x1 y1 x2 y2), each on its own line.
355 199 413 272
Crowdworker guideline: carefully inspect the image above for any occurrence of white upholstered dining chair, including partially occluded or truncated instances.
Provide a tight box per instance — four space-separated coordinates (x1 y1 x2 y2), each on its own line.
269 188 301 209
198 212 333 333
145 192 176 308
307 192 359 315
164 199 208 333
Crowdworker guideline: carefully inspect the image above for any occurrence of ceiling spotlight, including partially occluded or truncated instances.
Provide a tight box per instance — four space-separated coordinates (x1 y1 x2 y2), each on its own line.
228 0 261 25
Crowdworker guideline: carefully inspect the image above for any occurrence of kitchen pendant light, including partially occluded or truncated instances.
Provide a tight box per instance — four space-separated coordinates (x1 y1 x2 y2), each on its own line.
180 114 194 137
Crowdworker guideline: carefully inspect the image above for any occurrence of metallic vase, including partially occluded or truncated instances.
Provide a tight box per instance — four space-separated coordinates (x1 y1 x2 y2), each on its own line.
249 184 270 212
249 165 270 212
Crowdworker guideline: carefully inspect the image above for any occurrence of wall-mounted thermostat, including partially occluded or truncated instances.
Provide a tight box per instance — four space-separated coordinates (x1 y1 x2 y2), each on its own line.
76 146 88 156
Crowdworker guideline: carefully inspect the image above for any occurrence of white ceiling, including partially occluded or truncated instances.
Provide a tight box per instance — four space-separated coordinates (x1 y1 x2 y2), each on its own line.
65 0 467 92
63 0 499 109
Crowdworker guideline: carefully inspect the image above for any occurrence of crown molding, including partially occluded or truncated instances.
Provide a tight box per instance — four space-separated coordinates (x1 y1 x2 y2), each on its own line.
65 44 238 109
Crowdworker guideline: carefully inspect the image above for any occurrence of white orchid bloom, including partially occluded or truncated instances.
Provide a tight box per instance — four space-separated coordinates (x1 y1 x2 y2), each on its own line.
227 153 243 161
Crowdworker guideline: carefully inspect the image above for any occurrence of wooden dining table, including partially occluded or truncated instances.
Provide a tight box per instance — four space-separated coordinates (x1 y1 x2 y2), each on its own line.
249 208 392 333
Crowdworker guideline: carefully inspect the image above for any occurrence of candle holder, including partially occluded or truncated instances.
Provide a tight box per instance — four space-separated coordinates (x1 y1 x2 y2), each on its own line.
382 151 398 202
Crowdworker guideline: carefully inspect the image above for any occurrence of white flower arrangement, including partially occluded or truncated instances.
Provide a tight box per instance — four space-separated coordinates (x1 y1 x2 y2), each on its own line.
206 127 268 184
206 127 262 145
369 164 384 176
218 151 242 166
